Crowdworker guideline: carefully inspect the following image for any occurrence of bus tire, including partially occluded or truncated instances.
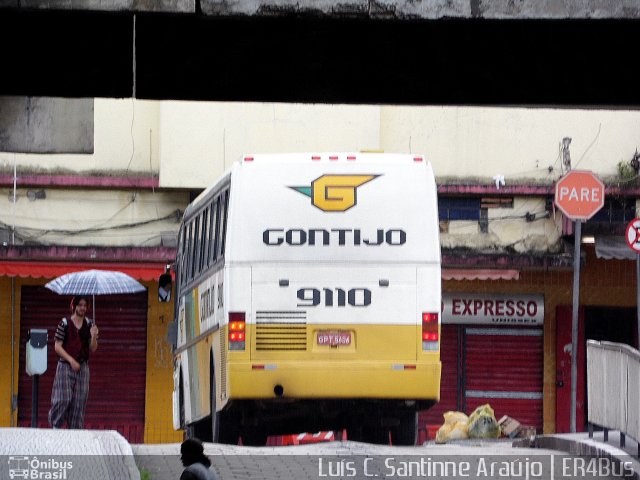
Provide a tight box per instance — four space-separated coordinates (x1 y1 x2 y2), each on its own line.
393 411 418 446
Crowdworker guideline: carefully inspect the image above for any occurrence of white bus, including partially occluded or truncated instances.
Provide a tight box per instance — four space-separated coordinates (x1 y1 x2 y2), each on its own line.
172 152 441 445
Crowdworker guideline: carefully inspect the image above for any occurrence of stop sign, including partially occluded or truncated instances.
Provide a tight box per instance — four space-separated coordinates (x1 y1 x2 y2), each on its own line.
554 170 605 220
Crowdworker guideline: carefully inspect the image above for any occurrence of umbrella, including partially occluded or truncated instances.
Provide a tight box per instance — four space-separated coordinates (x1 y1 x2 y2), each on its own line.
45 269 146 320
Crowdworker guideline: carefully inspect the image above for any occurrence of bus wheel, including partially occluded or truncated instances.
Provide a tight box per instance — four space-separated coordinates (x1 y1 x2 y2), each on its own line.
393 411 418 446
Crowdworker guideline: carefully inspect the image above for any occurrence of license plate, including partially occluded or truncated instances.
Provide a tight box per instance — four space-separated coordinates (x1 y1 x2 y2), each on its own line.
317 331 351 346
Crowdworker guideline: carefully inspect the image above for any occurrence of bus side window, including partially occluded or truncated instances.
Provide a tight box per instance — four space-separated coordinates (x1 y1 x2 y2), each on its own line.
192 215 201 279
176 226 185 290
212 197 221 263
220 190 229 257
208 199 217 265
200 208 210 272
184 222 193 284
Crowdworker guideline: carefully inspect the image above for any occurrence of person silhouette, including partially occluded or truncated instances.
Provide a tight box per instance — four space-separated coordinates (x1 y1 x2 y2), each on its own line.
180 438 219 480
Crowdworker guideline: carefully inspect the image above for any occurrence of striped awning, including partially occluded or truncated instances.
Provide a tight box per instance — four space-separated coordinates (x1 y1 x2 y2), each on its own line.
0 260 165 281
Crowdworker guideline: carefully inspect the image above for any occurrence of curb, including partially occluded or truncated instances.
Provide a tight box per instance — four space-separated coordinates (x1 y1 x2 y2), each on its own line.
514 435 640 480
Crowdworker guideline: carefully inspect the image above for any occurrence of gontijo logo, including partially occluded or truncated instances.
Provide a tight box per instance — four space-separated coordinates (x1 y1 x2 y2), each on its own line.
290 174 379 212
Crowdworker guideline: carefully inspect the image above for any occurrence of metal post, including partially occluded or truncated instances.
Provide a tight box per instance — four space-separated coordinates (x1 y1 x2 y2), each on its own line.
570 220 582 433
31 374 39 428
637 254 640 350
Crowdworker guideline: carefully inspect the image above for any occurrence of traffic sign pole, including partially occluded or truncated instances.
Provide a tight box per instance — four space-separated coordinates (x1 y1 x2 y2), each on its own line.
570 220 581 433
637 254 640 350
624 219 640 352
555 170 605 434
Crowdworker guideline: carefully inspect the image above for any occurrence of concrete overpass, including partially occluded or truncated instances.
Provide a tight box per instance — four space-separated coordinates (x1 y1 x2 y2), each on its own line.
0 1 639 105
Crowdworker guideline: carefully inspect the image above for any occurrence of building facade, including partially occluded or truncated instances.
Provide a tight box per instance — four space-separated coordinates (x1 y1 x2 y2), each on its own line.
1 100 639 441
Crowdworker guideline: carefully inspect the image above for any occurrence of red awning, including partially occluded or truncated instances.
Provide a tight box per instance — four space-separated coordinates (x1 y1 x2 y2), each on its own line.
442 268 520 281
0 261 166 281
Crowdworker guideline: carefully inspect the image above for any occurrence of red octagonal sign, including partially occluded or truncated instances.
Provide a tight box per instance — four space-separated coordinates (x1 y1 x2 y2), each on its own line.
554 170 605 220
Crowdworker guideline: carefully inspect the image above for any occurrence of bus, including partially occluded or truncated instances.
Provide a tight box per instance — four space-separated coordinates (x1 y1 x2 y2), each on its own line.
171 152 441 445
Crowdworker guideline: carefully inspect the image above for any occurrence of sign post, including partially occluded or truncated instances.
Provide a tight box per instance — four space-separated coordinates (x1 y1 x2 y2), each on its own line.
555 170 605 433
625 218 640 351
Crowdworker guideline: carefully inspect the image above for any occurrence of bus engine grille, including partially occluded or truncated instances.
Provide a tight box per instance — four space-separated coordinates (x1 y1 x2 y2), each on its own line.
255 311 307 351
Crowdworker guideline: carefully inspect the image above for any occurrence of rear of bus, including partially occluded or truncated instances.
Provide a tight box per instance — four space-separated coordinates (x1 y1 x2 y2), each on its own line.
224 153 441 444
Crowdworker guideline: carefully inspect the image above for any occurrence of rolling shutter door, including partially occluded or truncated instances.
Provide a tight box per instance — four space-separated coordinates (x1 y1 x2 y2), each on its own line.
419 324 460 426
464 327 543 432
18 285 148 443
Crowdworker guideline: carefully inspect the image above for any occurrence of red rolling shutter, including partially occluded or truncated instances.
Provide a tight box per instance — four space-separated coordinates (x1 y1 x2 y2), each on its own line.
463 327 543 432
18 285 148 443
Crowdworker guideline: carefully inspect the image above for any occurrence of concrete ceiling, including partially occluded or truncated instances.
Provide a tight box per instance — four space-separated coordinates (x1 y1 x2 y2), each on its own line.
0 7 639 105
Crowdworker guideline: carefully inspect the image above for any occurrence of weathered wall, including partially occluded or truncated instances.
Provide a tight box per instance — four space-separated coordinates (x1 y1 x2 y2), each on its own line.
3 0 639 18
0 97 94 153
442 197 562 253
0 99 159 174
0 189 187 247
0 0 194 12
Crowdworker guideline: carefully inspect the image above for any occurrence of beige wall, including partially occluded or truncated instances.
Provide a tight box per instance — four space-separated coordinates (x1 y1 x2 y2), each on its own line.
380 106 640 181
158 102 381 187
2 100 638 188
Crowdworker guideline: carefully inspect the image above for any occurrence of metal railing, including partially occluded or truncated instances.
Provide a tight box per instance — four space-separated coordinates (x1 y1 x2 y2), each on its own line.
587 340 640 456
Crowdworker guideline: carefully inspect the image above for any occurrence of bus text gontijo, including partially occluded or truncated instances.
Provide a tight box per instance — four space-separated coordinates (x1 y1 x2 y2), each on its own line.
170 153 442 445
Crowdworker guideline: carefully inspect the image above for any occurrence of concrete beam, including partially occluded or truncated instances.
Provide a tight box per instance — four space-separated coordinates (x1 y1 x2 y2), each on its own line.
199 0 640 18
2 0 640 18
0 0 194 13
0 97 93 153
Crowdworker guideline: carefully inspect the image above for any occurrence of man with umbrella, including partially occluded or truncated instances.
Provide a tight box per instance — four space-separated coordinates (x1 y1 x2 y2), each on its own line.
48 295 99 429
45 269 145 429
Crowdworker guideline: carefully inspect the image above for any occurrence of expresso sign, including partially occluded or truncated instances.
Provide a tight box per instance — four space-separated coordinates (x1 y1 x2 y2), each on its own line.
442 293 544 326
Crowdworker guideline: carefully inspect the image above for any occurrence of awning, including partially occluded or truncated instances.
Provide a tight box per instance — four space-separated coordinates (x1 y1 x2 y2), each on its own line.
442 268 520 281
0 261 167 281
594 236 637 261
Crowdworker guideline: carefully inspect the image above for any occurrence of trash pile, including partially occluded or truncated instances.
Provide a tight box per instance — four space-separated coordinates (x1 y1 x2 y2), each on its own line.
434 404 535 444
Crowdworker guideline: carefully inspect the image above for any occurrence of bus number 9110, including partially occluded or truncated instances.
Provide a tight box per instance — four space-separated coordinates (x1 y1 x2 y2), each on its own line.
297 288 372 307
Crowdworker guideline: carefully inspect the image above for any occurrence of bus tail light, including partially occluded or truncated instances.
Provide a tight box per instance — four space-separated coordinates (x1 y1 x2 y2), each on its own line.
229 312 246 350
422 312 439 351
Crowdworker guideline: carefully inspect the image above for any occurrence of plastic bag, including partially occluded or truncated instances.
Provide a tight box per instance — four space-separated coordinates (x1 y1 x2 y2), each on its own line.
467 404 501 439
434 411 469 444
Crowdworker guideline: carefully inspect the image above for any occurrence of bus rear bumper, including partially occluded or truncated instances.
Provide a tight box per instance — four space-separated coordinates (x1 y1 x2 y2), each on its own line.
227 360 441 400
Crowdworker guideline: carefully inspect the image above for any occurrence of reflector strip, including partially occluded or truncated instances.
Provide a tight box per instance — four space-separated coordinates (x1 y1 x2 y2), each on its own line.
391 364 417 370
347 156 356 161
244 156 254 162
252 364 277 370
311 156 321 161
329 156 338 161
414 156 423 162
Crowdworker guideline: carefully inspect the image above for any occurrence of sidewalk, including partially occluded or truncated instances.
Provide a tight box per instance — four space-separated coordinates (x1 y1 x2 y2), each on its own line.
0 427 140 479
523 431 640 480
